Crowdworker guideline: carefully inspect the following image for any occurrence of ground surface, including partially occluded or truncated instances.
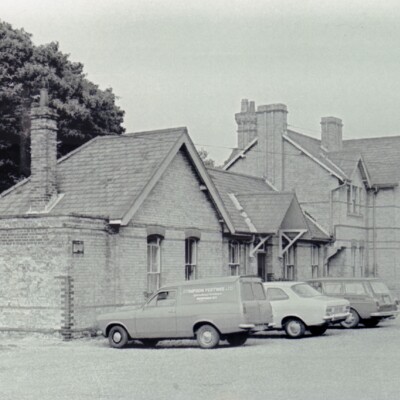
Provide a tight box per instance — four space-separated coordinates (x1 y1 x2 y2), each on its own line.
1 319 399 400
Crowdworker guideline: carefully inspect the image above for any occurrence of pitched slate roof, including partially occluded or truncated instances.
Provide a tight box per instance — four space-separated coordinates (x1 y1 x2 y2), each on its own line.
286 130 400 186
207 168 329 240
343 136 400 186
207 168 274 233
0 127 237 233
285 130 348 180
0 129 185 218
234 192 302 233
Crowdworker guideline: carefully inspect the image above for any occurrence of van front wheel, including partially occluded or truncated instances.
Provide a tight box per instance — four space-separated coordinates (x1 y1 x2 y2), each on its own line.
196 324 220 349
108 326 129 348
226 332 248 346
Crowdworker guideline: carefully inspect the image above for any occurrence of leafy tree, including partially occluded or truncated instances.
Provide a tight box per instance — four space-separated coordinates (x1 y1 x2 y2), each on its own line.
0 20 125 191
198 148 216 168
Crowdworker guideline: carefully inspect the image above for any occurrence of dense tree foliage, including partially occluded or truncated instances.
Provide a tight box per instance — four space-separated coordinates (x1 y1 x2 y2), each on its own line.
0 20 125 191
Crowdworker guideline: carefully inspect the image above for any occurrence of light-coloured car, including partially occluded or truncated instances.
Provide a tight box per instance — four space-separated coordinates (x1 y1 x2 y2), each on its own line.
263 281 350 338
97 276 273 349
308 278 399 328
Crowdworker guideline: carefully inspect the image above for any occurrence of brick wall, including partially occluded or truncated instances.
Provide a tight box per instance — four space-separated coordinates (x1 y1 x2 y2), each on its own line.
228 145 260 178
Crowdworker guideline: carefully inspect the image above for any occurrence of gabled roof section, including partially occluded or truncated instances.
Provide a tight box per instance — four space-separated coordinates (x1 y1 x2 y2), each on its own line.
302 212 331 241
0 128 235 232
223 138 258 170
235 192 308 234
207 168 274 233
328 151 371 187
343 136 400 186
284 130 348 181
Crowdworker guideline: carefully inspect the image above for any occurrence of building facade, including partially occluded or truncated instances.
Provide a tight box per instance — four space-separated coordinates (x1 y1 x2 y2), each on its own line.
0 93 329 337
225 99 400 298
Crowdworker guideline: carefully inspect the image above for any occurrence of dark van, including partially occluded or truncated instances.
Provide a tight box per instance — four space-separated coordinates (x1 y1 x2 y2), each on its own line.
308 277 399 328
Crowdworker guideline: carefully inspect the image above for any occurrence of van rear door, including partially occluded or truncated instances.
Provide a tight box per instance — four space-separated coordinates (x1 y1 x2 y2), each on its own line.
240 279 270 325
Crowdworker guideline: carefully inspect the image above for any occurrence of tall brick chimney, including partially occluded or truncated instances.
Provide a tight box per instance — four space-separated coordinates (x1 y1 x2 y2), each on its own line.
256 103 288 191
321 116 343 152
235 99 257 149
29 89 58 212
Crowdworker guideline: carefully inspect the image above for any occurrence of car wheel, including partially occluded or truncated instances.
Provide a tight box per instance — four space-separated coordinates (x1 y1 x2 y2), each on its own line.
340 308 360 329
196 324 220 349
108 326 129 348
284 318 306 339
141 339 159 348
362 319 380 328
226 332 248 346
309 325 328 336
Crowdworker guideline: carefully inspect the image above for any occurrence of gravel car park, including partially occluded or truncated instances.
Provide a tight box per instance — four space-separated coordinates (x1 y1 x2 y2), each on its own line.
1 318 400 400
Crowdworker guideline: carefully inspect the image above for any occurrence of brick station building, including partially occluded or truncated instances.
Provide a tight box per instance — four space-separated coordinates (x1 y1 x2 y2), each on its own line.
225 99 400 298
0 93 328 337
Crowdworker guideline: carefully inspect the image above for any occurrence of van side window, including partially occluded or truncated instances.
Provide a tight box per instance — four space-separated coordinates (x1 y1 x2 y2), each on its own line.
323 283 342 295
241 282 254 300
344 283 366 295
266 288 289 301
147 291 176 307
252 283 266 300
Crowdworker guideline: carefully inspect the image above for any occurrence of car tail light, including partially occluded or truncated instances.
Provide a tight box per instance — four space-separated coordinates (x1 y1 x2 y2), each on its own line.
242 304 247 314
375 299 380 308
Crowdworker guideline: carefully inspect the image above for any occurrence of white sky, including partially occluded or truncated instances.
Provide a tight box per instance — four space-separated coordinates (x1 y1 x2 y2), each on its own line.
1 0 400 163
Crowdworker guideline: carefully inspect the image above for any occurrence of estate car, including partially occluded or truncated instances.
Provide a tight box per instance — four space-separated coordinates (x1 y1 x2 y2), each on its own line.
308 277 399 328
97 276 273 349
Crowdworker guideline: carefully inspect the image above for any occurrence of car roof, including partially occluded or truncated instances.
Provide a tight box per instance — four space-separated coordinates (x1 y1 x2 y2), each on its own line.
159 275 262 291
263 281 306 287
307 277 383 282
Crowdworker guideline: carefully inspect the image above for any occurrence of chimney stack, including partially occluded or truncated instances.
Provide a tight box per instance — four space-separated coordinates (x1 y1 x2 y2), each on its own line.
29 89 58 212
256 103 288 190
235 99 257 149
321 116 343 152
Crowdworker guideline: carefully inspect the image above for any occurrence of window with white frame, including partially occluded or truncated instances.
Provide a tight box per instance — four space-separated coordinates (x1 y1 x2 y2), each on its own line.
147 236 162 295
185 238 198 280
229 240 241 276
311 245 319 278
284 246 296 280
359 245 365 277
351 244 357 277
347 185 362 215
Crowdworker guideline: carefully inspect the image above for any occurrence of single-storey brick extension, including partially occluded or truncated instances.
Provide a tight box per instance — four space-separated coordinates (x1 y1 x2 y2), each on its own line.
0 92 327 337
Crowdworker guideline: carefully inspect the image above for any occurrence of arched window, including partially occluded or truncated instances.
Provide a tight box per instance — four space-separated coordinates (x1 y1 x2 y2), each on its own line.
147 235 162 294
229 240 241 276
185 238 198 280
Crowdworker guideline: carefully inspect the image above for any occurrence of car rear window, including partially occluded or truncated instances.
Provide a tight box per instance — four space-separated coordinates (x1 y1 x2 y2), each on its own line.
370 281 391 295
266 288 289 301
323 282 342 295
344 282 367 295
292 283 321 297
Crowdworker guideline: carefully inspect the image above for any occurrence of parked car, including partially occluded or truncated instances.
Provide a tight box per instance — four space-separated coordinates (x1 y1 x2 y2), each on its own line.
97 276 273 349
308 277 399 328
263 281 350 338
